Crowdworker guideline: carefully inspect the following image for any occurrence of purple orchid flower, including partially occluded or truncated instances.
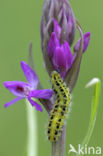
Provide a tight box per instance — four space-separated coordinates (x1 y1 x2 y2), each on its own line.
48 19 91 77
3 61 53 112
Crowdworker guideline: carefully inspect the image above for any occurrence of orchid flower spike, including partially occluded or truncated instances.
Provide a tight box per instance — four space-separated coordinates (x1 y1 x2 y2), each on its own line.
41 0 76 76
3 61 53 112
41 0 91 82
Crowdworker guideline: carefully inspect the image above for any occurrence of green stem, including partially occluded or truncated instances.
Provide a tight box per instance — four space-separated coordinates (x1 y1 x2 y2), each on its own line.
51 126 66 156
51 142 59 156
26 100 38 156
59 126 66 156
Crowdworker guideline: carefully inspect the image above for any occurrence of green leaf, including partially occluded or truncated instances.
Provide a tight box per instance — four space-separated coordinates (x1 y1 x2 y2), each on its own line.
76 78 101 156
28 42 34 69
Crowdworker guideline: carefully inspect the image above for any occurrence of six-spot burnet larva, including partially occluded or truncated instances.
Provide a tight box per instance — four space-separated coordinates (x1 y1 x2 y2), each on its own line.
47 71 71 142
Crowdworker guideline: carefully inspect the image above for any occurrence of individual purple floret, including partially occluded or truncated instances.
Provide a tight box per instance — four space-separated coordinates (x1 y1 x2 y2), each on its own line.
74 32 91 53
3 61 53 112
47 19 91 77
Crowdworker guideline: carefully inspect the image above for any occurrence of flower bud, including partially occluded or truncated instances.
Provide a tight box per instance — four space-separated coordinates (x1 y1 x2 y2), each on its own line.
41 0 76 75
41 0 91 92
41 0 76 45
74 32 91 53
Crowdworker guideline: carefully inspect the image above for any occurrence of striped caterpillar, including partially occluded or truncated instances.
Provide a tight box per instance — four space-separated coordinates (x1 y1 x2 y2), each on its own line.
47 71 71 142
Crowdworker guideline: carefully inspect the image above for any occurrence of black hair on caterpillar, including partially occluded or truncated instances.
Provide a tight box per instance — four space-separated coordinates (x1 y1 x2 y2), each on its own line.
47 71 71 142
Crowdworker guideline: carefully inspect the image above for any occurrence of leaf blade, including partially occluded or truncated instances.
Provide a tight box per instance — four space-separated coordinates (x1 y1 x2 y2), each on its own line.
76 78 101 156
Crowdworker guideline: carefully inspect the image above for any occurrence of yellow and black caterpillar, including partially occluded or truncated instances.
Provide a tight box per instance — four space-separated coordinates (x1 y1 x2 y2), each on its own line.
47 71 71 142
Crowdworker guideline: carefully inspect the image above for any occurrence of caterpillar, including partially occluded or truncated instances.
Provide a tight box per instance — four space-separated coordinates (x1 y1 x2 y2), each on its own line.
47 71 71 142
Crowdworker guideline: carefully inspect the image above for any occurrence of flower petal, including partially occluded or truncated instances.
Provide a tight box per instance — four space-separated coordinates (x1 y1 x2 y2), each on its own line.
28 97 43 112
3 81 30 97
53 19 61 39
29 89 53 99
21 61 39 89
48 32 60 58
54 46 66 71
82 32 91 52
4 97 23 108
63 41 73 69
74 32 91 53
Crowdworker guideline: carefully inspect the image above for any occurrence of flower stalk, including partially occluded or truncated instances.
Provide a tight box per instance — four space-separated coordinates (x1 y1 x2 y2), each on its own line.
58 126 66 156
26 99 38 156
50 21 84 156
51 142 59 156
51 126 66 156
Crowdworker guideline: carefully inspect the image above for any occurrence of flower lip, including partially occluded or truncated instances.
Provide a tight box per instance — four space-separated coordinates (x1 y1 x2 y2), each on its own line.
3 81 30 97
16 86 24 92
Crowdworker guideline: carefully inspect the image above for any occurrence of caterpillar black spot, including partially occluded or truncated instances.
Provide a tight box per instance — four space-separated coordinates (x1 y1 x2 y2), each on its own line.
47 71 71 142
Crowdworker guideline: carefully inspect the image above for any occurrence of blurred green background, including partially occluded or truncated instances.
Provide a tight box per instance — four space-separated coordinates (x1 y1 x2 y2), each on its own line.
0 0 103 155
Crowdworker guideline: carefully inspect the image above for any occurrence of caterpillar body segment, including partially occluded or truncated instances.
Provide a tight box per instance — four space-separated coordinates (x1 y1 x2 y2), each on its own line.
47 71 71 142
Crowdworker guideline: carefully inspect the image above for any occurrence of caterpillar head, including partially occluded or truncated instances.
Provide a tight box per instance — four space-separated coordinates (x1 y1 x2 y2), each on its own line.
51 71 60 81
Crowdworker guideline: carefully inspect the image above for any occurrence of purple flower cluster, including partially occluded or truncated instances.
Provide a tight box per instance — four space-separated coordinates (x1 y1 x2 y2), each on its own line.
47 19 91 77
4 61 53 112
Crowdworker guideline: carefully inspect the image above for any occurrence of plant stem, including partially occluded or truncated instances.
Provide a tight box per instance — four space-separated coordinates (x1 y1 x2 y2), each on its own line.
51 142 59 156
59 126 66 156
51 126 66 156
26 100 38 156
